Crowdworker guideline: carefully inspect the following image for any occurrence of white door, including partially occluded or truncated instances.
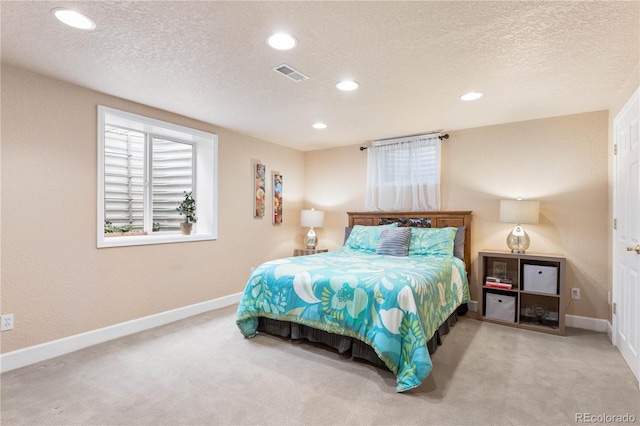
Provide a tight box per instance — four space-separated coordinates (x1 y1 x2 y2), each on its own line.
614 86 640 386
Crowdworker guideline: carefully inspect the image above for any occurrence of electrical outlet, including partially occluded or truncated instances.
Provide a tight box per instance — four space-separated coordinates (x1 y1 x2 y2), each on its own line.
1 314 14 331
571 288 581 300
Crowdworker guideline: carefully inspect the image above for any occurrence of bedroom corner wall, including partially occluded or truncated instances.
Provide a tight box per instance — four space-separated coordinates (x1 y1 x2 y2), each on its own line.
0 64 305 354
305 111 610 321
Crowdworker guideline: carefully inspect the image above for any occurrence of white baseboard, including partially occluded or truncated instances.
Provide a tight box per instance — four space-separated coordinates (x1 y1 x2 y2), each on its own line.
0 292 243 373
565 314 608 333
0 297 611 374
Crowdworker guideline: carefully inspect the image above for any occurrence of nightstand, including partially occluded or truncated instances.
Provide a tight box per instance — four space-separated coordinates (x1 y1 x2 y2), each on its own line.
293 248 328 257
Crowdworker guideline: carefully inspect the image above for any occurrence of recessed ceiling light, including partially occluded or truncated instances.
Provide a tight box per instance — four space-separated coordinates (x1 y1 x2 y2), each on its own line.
460 92 483 101
312 122 327 129
336 80 359 91
267 33 297 50
52 8 96 30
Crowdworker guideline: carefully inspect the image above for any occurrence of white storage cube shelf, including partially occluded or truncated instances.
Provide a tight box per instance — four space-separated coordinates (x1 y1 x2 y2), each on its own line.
478 251 566 336
485 292 517 323
523 264 558 295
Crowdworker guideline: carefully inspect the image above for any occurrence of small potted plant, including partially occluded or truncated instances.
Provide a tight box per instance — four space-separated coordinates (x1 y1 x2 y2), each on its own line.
176 191 197 235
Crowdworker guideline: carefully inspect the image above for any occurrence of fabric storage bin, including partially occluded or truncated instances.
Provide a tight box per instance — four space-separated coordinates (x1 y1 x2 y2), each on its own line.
485 292 516 322
523 264 558 295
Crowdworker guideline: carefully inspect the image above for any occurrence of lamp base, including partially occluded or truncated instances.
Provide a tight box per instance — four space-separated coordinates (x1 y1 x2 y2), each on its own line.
305 227 317 249
506 225 530 254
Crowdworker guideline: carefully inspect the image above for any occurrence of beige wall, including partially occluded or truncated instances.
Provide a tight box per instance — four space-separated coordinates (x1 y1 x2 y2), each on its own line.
1 65 305 353
1 61 626 355
305 111 610 320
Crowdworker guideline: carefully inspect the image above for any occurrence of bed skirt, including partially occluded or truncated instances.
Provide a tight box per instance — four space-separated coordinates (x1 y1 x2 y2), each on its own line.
256 309 460 369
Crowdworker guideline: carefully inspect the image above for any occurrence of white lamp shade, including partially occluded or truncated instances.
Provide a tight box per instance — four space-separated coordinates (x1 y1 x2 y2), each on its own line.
300 209 324 228
499 200 540 224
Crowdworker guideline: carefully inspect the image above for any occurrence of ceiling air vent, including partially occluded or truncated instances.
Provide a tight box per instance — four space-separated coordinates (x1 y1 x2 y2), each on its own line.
273 64 309 82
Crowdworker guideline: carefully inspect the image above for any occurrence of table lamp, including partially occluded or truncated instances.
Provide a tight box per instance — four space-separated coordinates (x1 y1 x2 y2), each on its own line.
499 199 540 254
300 208 324 249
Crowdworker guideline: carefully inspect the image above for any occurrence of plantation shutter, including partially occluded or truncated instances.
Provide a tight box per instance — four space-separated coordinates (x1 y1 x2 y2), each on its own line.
152 138 193 232
104 127 145 231
103 127 194 233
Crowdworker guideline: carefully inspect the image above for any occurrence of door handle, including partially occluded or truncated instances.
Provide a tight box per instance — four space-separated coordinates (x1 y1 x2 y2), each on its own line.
626 244 640 254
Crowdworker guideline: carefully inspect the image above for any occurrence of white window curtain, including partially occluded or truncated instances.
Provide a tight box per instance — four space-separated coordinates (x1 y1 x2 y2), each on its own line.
365 135 441 211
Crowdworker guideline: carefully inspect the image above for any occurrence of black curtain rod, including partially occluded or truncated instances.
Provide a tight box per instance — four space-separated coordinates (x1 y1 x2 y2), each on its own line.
359 133 449 151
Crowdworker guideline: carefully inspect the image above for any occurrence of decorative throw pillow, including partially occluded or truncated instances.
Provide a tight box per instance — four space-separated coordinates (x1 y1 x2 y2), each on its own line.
408 227 457 256
376 227 412 256
454 225 466 261
344 223 399 252
344 227 353 244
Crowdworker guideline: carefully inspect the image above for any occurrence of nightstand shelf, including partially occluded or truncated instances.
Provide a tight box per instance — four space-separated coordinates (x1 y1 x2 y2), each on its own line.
478 250 566 336
293 248 328 257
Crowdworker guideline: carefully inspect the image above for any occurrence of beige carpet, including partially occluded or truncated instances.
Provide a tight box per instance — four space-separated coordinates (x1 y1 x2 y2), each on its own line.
1 305 639 425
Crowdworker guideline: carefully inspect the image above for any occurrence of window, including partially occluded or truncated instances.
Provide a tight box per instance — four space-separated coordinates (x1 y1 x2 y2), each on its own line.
376 141 439 185
98 106 218 248
365 135 441 211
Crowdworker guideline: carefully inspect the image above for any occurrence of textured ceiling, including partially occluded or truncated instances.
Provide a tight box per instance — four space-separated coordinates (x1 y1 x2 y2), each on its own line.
2 1 638 151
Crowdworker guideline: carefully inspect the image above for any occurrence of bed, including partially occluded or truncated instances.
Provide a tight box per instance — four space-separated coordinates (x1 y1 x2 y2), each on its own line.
236 211 472 392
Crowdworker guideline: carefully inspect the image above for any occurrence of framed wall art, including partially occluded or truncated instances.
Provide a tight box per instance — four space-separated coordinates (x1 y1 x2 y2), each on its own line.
273 173 283 224
254 163 266 217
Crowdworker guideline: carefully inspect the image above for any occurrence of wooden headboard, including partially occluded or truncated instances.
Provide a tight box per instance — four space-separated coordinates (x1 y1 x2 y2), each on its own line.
347 211 472 274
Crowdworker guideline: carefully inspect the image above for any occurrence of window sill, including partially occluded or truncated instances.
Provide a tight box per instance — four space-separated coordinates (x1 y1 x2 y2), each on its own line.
104 231 148 237
98 232 216 248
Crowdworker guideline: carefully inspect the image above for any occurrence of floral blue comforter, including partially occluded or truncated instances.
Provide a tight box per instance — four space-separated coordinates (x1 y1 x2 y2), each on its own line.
236 247 469 392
